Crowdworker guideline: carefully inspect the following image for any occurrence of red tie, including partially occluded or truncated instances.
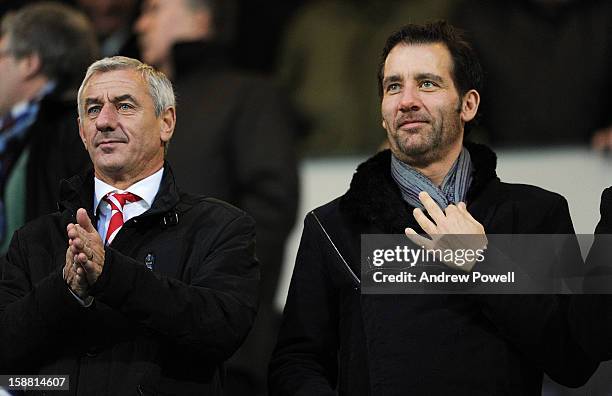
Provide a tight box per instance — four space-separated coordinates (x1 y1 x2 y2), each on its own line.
103 192 141 245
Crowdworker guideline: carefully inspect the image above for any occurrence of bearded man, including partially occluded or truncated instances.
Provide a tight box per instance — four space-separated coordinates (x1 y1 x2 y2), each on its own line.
268 21 597 395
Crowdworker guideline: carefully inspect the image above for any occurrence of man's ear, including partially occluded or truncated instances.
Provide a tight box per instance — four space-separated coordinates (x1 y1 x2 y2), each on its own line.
382 119 388 130
159 106 176 144
460 89 480 123
18 52 42 80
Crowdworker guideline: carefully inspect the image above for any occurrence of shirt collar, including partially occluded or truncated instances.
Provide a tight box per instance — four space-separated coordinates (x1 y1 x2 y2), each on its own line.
94 167 164 215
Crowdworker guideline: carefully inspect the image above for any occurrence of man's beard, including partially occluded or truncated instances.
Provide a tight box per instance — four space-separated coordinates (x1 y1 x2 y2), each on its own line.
390 103 462 167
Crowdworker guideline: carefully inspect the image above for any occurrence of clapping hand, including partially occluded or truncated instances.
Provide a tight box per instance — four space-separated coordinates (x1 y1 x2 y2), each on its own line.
66 208 105 286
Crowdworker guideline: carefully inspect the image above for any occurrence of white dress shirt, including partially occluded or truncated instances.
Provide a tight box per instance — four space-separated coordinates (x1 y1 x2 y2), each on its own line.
94 167 164 244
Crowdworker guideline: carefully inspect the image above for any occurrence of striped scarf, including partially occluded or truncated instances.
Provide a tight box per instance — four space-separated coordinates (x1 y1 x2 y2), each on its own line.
390 147 473 210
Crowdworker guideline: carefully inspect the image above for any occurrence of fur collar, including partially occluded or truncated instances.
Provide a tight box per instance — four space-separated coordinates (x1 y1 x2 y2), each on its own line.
339 141 499 233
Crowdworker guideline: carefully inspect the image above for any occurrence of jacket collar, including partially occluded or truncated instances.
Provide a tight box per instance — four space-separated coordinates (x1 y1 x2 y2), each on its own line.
58 161 181 222
339 141 499 233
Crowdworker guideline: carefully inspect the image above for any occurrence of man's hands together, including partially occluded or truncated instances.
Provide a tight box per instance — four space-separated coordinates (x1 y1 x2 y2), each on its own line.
405 191 487 272
63 208 105 299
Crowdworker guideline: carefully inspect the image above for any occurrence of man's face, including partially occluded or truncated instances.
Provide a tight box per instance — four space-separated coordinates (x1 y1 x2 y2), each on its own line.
78 69 174 184
135 0 207 67
0 35 25 116
381 43 464 167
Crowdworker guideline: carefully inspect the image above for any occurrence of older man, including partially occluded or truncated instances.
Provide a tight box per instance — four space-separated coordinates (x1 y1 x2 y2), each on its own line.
0 3 97 253
0 56 258 395
269 22 597 395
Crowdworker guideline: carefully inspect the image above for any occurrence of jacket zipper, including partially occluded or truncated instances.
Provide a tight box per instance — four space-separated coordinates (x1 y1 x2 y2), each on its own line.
310 210 361 288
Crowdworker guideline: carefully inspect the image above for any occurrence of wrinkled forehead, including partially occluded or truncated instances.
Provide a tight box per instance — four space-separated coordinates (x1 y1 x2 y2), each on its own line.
384 42 454 78
81 69 152 106
85 69 144 92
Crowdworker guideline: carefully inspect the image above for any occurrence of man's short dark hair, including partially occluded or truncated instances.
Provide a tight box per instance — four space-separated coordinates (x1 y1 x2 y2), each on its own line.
377 21 484 131
1 2 99 91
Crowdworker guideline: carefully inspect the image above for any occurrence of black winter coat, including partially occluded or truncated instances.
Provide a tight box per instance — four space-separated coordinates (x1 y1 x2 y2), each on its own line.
167 42 298 305
0 165 259 395
269 143 598 395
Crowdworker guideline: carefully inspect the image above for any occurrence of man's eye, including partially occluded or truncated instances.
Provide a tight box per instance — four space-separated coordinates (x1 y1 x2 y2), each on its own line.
87 106 101 115
420 81 437 89
386 83 401 93
118 103 133 111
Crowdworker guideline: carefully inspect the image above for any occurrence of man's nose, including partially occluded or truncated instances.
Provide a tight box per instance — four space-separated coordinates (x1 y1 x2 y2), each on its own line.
95 104 118 132
398 85 422 112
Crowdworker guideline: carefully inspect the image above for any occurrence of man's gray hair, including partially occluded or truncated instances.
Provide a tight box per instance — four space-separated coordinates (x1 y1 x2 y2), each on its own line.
77 56 175 119
1 2 98 91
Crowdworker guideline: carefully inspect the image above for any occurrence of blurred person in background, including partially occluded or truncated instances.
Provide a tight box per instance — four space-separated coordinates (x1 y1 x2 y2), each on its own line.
230 0 304 74
451 0 612 148
0 1 97 254
135 0 299 395
76 0 141 58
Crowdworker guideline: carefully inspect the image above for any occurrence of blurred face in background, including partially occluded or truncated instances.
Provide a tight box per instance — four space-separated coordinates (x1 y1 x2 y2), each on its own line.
0 35 26 116
135 0 212 68
77 0 138 38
